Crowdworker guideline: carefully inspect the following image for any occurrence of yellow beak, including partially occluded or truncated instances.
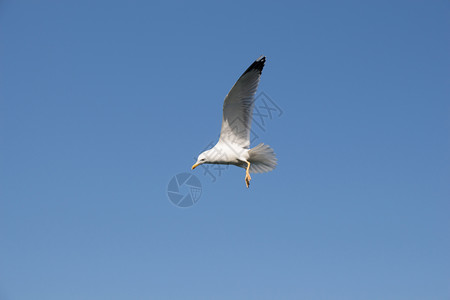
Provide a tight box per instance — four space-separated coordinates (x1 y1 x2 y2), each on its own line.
192 163 200 170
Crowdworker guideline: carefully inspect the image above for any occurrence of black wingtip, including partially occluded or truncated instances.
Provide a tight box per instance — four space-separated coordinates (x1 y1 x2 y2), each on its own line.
242 55 266 76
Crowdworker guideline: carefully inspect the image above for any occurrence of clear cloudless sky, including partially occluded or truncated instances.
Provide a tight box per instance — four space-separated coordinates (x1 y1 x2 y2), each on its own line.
1 1 449 299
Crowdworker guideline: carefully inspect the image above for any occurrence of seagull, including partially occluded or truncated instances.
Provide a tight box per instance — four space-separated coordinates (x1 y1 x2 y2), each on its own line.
191 56 277 188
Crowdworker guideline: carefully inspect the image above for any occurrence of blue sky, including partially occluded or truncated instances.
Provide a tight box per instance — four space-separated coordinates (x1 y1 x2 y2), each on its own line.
1 0 449 299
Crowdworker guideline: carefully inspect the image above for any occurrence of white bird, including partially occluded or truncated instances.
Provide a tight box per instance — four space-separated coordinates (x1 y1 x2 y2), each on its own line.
192 56 277 188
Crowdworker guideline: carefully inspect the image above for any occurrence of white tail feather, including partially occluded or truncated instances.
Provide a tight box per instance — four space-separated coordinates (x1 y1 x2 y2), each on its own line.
248 143 277 173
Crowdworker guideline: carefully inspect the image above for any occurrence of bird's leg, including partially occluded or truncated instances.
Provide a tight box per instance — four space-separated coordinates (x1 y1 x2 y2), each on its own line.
245 161 251 188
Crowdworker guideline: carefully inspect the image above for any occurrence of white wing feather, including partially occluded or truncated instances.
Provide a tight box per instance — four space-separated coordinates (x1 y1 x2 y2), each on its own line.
218 56 266 149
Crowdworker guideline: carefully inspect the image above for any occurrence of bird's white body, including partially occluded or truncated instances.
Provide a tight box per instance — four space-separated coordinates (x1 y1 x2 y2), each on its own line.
192 56 277 187
201 142 250 167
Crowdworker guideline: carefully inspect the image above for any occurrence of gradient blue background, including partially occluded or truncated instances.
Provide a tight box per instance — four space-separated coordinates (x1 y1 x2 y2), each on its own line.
1 1 449 299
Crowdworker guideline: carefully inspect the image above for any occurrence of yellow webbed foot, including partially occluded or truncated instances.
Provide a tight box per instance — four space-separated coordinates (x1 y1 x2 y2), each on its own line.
245 172 251 188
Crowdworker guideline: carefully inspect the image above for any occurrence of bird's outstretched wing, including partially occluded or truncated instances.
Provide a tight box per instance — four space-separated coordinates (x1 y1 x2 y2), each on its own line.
218 56 266 149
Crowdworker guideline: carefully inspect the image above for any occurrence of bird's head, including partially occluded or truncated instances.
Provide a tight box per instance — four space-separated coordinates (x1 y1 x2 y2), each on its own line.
192 151 210 170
